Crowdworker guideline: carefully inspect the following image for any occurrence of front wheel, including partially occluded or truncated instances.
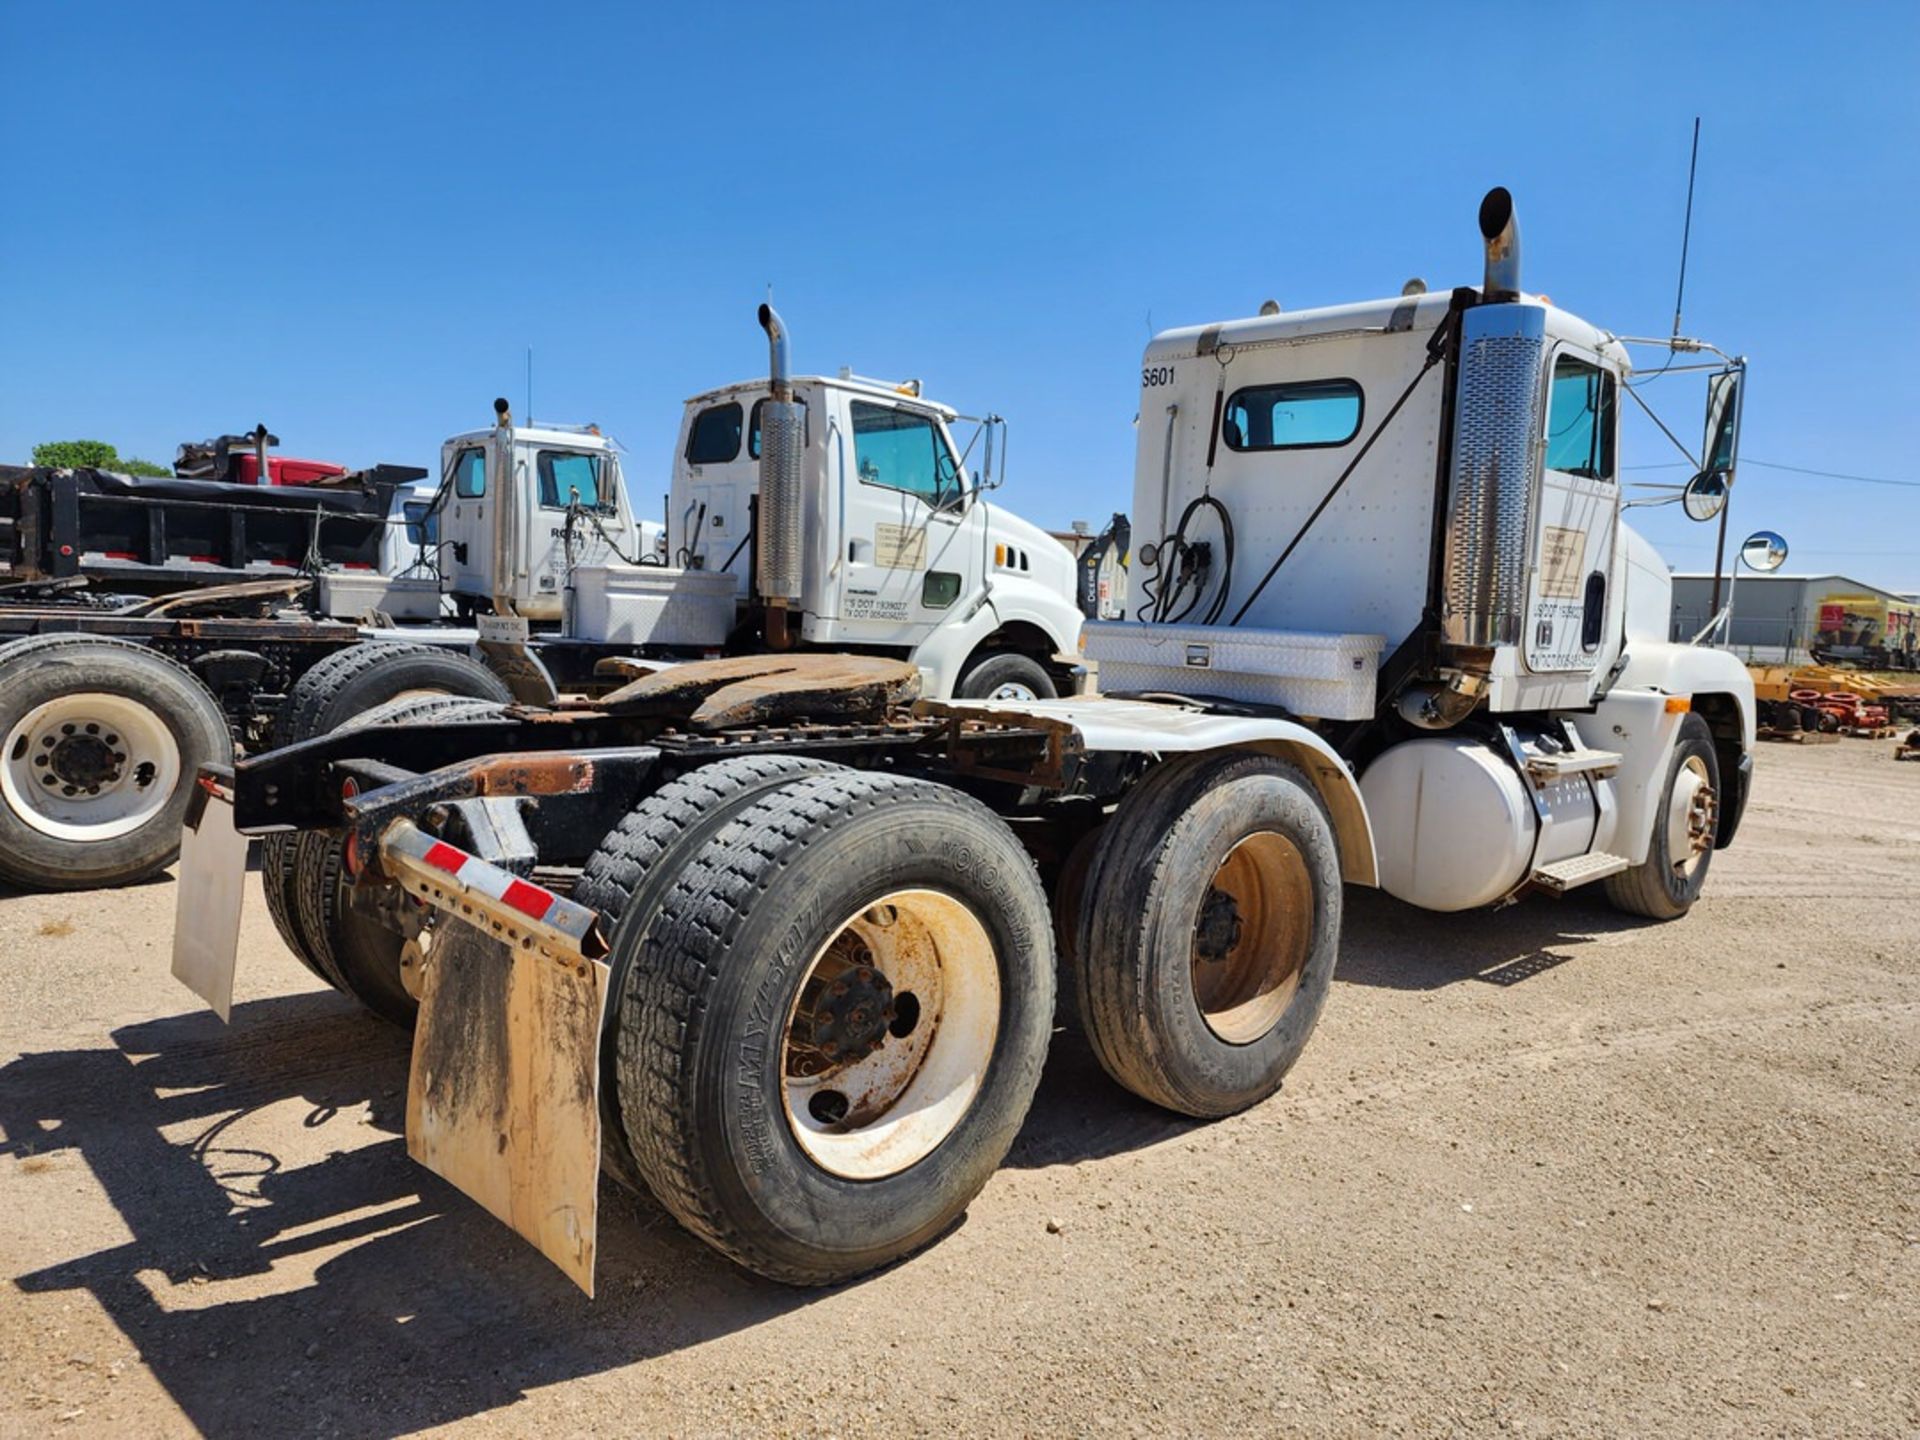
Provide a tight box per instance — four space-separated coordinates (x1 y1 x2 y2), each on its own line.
955 651 1057 702
612 770 1054 1284
1604 712 1721 921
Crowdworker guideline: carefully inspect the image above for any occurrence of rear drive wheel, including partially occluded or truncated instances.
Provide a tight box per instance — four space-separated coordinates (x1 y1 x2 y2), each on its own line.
1074 751 1341 1118
262 643 513 986
575 754 843 1192
956 651 1057 702
613 771 1054 1284
1604 712 1720 921
0 636 230 890
284 694 510 1022
272 641 511 747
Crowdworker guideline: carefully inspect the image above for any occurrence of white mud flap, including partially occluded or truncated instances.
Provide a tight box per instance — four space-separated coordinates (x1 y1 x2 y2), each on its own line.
406 922 611 1296
171 773 248 1022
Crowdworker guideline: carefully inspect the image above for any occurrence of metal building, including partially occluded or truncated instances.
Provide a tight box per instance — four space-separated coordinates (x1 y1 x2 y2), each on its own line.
1669 571 1911 661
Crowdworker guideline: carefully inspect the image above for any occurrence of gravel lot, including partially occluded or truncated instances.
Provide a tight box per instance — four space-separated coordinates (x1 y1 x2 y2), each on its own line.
1 738 1915 1437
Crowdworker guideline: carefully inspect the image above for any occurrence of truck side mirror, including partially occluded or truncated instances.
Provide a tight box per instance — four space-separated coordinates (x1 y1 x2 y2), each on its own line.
1739 530 1788 573
1682 468 1727 522
1683 365 1743 524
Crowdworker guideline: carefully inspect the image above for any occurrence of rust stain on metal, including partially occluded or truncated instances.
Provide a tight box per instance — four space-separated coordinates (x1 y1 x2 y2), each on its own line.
407 924 610 1296
469 753 597 797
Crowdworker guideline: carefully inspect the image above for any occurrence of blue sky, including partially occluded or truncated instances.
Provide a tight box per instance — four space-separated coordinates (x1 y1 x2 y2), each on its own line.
3 3 1916 590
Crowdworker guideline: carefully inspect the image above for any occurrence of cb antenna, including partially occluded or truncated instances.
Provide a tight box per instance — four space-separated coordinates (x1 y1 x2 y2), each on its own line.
1671 116 1701 342
526 345 533 428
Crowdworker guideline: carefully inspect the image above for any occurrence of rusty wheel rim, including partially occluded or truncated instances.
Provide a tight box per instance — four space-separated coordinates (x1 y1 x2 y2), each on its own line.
780 888 1000 1181
1189 831 1314 1046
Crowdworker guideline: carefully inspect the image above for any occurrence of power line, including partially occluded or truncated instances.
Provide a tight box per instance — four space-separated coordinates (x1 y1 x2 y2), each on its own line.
1622 458 1920 490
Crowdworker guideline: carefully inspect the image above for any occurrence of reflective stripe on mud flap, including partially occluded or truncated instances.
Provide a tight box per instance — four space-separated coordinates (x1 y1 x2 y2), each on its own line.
379 818 612 1296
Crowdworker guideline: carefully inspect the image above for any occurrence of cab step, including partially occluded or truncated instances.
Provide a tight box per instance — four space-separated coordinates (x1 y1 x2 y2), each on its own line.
1530 851 1630 893
1524 748 1622 781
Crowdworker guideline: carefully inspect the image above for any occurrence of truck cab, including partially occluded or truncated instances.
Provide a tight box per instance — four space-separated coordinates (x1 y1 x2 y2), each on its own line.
436 414 651 622
664 364 1083 698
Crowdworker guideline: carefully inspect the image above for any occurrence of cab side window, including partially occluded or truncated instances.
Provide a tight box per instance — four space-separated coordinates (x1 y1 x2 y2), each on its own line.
1545 357 1617 481
538 451 605 510
452 447 486 498
851 401 960 505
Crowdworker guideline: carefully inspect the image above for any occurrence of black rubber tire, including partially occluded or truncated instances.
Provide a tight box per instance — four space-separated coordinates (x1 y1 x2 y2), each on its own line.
956 651 1057 701
1604 712 1721 921
286 694 511 1022
574 754 844 1192
0 635 231 891
612 770 1054 1284
272 641 511 748
263 687 506 990
261 644 511 979
1073 751 1342 1119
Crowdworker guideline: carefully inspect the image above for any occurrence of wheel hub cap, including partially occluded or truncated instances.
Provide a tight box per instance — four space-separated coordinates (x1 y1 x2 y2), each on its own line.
44 727 125 791
787 933 898 1076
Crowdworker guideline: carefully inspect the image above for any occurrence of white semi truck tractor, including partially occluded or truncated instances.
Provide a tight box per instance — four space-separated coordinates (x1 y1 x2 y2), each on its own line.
172 188 1756 1295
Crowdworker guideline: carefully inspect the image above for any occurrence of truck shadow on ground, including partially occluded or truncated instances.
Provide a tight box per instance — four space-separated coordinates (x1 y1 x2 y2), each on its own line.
1337 885 1650 990
2 986 1197 1435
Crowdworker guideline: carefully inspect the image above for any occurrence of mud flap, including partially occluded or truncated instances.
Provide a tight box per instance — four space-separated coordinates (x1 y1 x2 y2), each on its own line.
406 923 611 1295
171 772 248 1022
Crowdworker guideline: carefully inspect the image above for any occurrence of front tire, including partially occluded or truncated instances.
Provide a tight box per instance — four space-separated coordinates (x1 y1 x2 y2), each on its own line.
0 635 230 890
1604 712 1720 921
612 771 1054 1284
956 651 1057 702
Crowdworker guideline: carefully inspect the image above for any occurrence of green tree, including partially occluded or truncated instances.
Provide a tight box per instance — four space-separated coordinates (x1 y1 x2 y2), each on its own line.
32 440 170 476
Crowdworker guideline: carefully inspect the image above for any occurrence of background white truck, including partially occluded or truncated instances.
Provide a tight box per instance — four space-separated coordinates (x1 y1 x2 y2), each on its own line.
0 324 1083 890
176 187 1758 1297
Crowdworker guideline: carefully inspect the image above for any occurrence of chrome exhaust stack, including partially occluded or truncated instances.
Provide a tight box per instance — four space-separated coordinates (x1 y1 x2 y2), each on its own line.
1432 188 1544 714
756 303 804 648
1479 186 1521 301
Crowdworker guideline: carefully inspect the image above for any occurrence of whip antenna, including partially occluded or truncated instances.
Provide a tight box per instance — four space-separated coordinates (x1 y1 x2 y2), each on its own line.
1671 117 1701 342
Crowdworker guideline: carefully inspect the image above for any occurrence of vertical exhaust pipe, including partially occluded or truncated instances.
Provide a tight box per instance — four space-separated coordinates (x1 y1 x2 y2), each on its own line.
1479 186 1521 301
756 304 804 649
1435 187 1545 718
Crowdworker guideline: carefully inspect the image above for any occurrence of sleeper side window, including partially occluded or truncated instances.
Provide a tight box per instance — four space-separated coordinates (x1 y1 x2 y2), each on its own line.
686 402 744 464
1222 379 1364 451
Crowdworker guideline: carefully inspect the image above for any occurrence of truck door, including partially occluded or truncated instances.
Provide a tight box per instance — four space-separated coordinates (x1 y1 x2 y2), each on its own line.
834 399 975 644
1524 348 1620 674
439 442 493 603
520 443 633 616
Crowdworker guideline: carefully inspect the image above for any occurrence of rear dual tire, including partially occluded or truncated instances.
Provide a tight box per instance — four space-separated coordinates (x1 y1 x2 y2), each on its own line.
1072 751 1342 1119
262 643 512 1018
593 768 1055 1284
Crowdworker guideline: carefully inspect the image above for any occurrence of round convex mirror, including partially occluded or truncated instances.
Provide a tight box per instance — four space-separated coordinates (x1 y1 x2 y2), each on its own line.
1739 530 1789 573
1682 468 1729 522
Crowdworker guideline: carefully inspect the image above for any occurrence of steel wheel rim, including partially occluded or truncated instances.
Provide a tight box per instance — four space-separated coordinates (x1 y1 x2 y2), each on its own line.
986 681 1039 701
1189 830 1313 1045
1 693 181 840
780 887 1001 1181
1666 754 1716 879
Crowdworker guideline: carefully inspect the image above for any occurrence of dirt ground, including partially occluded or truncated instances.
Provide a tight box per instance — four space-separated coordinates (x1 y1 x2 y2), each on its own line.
1 738 1915 1438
